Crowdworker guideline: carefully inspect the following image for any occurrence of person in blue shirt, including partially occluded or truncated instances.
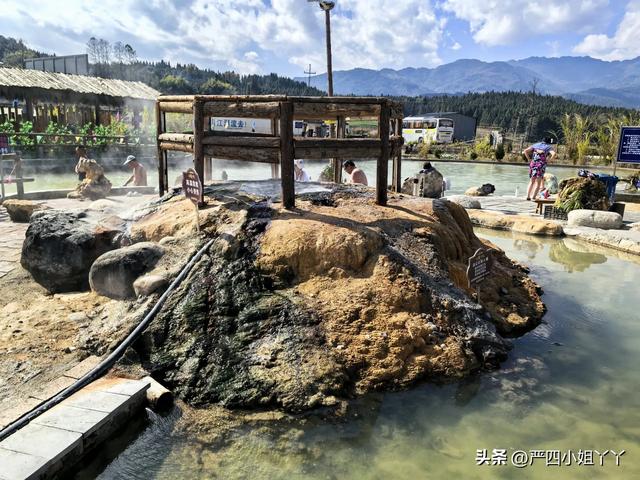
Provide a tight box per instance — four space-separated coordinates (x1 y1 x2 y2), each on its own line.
523 137 557 201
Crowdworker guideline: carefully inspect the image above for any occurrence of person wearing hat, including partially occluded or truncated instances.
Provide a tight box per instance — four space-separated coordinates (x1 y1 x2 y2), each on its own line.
123 155 147 187
294 159 311 182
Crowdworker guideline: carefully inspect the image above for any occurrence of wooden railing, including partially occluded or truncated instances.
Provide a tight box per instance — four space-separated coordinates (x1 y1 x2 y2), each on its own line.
156 95 405 208
0 132 156 148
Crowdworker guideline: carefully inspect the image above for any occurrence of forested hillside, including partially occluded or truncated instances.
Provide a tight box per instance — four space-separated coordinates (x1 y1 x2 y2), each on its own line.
0 35 323 96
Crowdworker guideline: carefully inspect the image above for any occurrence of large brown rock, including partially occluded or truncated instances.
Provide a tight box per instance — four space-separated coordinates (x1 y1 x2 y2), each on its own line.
136 190 545 412
467 210 564 236
2 199 47 223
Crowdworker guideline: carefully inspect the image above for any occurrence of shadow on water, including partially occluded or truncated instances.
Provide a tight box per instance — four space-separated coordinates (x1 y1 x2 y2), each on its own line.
72 407 182 480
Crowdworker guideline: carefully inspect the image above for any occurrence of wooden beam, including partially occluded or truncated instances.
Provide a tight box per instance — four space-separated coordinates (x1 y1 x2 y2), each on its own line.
279 101 295 209
204 130 276 138
160 141 193 153
203 145 280 164
294 138 381 149
377 105 390 206
293 102 380 119
194 94 288 102
157 95 195 102
193 99 205 203
158 101 193 114
202 136 280 148
392 121 403 192
203 101 280 118
158 133 194 144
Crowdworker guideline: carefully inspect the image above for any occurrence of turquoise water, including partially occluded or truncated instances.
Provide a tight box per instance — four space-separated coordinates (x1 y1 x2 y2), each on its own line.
75 230 640 479
3 158 623 198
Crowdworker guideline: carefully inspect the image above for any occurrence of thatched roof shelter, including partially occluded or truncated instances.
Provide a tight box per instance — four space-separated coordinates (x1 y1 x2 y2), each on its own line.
0 67 159 107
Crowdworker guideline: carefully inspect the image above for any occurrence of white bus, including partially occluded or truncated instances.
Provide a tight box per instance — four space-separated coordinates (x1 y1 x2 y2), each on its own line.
402 116 454 145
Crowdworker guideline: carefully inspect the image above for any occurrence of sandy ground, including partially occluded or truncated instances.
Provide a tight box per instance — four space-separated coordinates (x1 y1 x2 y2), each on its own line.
0 194 158 414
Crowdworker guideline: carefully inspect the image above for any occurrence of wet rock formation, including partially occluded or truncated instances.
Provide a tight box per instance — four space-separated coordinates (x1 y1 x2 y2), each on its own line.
133 185 544 412
21 210 124 293
67 158 112 200
89 242 165 299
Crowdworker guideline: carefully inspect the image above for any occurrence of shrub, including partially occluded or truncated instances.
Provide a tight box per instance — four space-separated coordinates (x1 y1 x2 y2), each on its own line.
495 143 505 160
474 139 493 159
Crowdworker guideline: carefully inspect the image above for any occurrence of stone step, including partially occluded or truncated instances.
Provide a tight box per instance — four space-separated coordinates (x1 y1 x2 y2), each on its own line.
0 377 149 480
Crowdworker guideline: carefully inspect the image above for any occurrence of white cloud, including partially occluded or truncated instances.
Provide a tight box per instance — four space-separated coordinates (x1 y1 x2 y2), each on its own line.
574 0 640 60
451 41 462 50
441 0 610 46
0 0 446 74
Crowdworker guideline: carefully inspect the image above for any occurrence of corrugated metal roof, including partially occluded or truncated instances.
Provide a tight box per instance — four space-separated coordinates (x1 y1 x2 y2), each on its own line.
0 67 159 101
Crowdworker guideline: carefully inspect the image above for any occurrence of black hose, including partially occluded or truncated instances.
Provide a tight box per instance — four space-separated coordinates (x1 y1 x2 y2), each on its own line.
0 238 215 442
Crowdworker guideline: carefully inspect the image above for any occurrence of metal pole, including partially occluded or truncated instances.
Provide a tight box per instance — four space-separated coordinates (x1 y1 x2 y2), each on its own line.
325 9 333 96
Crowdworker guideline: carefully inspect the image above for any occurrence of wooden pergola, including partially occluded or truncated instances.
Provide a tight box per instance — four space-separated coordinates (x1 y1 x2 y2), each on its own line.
156 95 404 208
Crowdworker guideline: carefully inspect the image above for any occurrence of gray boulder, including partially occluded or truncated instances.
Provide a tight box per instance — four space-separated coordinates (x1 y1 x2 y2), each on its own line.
401 170 444 198
89 242 165 299
133 274 169 297
446 195 482 209
567 209 623 230
21 210 124 293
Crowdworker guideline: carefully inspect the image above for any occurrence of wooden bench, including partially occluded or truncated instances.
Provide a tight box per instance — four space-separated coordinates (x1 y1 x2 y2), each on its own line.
534 198 556 215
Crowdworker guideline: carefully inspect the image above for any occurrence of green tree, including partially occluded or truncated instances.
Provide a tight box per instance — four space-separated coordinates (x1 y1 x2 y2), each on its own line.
158 75 194 94
199 78 235 95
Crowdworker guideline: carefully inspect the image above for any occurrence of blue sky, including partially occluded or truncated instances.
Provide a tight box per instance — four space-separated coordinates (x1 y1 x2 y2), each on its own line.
0 0 638 77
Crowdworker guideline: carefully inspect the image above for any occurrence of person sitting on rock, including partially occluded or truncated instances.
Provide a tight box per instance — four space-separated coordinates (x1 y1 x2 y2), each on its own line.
343 160 368 186
74 146 89 181
294 159 311 182
415 162 444 198
123 155 148 187
68 154 112 201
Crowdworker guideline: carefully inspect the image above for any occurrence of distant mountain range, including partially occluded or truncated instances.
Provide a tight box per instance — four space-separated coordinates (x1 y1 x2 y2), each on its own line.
297 56 640 108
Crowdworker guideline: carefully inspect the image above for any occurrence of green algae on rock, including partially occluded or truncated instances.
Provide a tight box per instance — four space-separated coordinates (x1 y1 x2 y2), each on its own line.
129 185 544 412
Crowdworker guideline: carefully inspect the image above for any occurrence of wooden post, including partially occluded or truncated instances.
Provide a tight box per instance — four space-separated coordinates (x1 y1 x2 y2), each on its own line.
271 118 280 179
204 156 213 181
279 101 295 209
377 103 390 206
193 99 205 204
332 115 346 183
393 118 403 192
0 156 5 200
155 101 167 196
14 154 24 199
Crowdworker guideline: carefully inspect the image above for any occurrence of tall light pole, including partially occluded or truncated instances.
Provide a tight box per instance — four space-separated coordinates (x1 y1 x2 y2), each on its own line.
308 0 335 96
